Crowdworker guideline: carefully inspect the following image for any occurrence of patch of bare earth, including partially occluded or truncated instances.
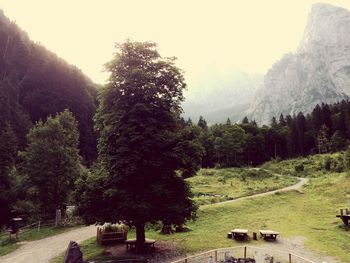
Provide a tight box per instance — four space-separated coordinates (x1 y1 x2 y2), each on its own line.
257 236 343 263
101 236 343 263
103 241 182 263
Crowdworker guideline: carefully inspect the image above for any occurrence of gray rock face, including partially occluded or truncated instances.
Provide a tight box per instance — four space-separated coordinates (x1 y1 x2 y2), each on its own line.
248 3 350 124
64 241 83 263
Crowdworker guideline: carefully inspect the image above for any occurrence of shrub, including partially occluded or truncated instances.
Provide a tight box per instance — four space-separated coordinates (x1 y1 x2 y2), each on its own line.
214 163 222 169
202 170 216 176
103 223 128 233
295 163 304 173
240 169 271 180
324 157 332 171
218 177 226 184
327 155 345 173
61 216 83 227
345 146 350 171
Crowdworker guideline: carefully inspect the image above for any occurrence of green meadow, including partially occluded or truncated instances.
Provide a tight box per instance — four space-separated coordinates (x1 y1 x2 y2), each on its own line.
187 168 297 205
52 153 350 263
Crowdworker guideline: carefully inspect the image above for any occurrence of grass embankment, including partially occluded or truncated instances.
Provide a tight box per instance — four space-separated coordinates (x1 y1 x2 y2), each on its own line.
50 236 145 263
187 168 297 205
0 225 78 256
146 164 350 261
50 238 104 263
154 175 350 253
54 153 350 262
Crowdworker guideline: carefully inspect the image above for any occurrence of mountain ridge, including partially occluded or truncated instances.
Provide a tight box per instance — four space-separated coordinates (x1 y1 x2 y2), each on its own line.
0 9 98 162
248 3 350 124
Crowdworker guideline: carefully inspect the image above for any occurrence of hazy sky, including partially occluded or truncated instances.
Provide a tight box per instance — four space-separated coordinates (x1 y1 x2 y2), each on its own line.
1 0 350 87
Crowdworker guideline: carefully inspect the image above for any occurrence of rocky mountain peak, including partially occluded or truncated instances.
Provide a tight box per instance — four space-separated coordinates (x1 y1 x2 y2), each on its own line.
248 3 350 125
299 3 350 53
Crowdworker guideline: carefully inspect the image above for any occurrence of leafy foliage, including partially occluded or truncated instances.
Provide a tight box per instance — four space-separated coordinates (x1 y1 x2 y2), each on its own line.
77 41 199 245
20 110 81 219
0 124 18 226
196 101 350 168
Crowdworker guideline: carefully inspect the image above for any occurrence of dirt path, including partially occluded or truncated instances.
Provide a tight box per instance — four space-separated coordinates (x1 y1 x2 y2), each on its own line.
202 176 309 207
257 236 343 263
0 225 96 263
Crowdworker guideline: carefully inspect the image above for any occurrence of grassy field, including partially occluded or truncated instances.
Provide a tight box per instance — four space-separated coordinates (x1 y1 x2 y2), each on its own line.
187 168 297 205
0 225 78 256
51 153 350 263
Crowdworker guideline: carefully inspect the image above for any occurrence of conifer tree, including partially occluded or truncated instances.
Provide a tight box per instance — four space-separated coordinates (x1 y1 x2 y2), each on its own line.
197 116 208 131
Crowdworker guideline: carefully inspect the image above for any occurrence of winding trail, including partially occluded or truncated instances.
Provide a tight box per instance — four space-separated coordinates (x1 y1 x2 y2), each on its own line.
0 176 308 263
0 225 96 263
202 176 309 207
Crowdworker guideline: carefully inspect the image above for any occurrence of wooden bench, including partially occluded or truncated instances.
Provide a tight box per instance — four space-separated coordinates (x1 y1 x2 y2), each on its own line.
231 229 248 240
259 230 279 240
125 238 156 251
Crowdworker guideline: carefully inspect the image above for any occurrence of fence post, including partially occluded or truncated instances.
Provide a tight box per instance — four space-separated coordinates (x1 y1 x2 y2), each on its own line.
55 209 61 227
244 246 247 258
289 253 292 263
215 250 217 261
37 221 41 231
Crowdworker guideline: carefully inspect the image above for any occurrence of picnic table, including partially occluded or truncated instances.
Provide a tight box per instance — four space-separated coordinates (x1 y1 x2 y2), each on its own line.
125 238 156 251
336 209 350 225
336 214 350 225
259 230 279 240
231 229 248 240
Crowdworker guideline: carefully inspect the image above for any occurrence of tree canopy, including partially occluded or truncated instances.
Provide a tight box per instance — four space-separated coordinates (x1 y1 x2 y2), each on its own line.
21 109 81 219
76 41 198 247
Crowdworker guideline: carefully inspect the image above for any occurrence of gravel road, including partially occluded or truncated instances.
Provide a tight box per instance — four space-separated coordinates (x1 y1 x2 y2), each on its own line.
0 225 96 263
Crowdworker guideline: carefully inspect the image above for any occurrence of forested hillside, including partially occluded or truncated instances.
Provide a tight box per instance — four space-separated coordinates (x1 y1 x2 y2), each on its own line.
0 10 97 163
194 100 350 168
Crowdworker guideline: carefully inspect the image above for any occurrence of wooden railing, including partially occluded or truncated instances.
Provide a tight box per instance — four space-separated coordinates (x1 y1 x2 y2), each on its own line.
171 246 316 263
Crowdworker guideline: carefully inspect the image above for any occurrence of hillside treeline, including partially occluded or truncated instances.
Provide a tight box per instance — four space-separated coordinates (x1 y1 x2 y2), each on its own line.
191 101 350 168
0 10 97 164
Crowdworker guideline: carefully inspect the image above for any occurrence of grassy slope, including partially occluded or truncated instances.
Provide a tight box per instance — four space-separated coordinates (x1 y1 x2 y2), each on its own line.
187 168 297 205
52 153 350 262
144 172 350 261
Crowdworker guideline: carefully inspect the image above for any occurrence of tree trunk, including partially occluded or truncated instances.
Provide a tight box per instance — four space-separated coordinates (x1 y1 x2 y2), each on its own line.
161 224 173 234
135 222 145 249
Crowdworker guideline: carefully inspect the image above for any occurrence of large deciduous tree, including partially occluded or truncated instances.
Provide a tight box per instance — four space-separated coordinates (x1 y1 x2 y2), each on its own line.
78 41 198 248
21 109 81 218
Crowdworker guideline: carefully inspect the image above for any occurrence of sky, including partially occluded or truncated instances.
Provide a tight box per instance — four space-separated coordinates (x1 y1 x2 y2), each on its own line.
1 0 350 88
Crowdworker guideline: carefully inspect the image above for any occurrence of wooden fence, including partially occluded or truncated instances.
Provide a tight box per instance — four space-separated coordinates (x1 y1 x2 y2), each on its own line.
171 246 316 263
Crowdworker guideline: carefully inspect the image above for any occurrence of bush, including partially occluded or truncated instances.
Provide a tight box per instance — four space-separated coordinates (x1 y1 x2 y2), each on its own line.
103 223 128 233
295 163 304 173
218 177 226 184
327 155 345 173
345 146 350 171
61 216 83 227
201 170 216 176
240 169 271 180
324 157 332 171
214 163 222 169
333 160 345 173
